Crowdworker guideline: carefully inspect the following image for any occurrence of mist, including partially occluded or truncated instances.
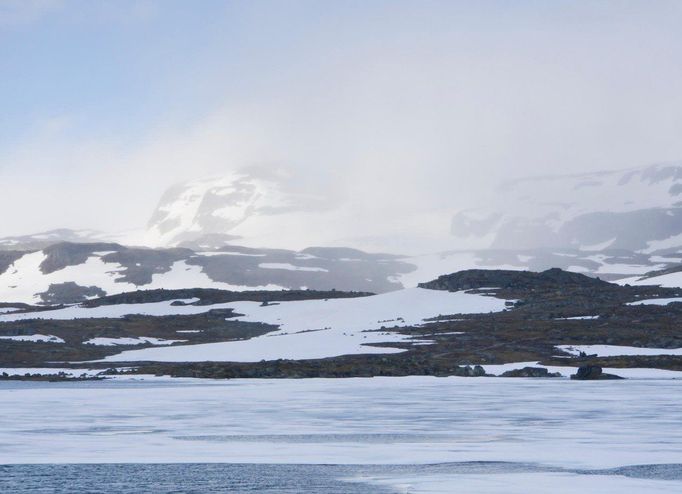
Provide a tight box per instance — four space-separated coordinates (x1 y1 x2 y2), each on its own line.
2 0 682 248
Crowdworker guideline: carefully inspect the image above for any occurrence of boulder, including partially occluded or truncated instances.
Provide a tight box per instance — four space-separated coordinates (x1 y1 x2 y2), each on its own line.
459 365 487 377
570 365 624 380
500 366 562 378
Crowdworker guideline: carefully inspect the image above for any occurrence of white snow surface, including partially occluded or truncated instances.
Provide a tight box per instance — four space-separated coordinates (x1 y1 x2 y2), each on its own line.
83 337 186 346
618 271 682 288
579 237 616 251
395 251 528 288
595 262 661 275
0 334 64 343
258 262 328 272
143 260 283 292
642 232 682 253
0 307 22 314
557 345 682 357
196 251 266 257
554 315 599 320
96 288 508 362
627 297 682 306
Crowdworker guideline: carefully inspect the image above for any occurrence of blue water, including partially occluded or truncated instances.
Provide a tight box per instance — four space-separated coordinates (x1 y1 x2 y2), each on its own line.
2 462 681 493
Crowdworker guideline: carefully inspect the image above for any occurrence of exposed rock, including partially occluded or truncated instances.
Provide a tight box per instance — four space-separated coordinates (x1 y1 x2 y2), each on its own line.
500 366 562 378
38 282 106 305
419 267 610 292
0 251 24 275
40 242 122 274
460 364 487 377
570 365 624 380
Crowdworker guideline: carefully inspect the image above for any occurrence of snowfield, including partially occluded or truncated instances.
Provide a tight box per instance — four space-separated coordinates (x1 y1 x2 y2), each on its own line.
618 271 682 288
83 288 509 362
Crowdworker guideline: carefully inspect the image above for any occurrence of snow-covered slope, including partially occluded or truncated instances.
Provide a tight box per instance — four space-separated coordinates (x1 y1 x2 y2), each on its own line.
145 172 329 248
0 242 413 304
616 264 682 288
451 163 682 252
3 239 682 304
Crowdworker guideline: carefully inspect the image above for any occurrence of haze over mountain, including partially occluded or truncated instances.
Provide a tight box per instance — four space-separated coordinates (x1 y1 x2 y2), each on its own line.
451 162 682 252
3 1 682 302
3 1 682 246
3 162 682 305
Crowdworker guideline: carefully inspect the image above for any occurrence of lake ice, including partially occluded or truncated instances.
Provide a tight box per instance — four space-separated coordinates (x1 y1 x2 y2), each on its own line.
1 377 681 493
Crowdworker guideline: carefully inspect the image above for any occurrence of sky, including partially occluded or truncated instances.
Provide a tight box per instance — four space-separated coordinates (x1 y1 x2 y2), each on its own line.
2 0 682 248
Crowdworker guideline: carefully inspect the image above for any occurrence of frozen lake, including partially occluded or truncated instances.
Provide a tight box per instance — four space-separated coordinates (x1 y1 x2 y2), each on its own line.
1 377 681 493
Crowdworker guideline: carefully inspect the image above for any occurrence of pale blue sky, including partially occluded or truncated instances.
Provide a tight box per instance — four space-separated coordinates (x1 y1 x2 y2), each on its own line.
2 0 682 236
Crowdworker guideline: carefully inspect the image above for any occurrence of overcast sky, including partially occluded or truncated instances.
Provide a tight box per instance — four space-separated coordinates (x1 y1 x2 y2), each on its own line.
2 0 682 241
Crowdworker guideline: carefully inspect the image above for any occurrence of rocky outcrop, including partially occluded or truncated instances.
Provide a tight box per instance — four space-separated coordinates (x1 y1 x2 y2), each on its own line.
0 251 24 276
500 367 562 378
37 282 106 305
418 267 610 292
570 365 624 380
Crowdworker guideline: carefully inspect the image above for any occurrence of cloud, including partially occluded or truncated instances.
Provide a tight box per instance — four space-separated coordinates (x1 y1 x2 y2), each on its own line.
2 0 682 250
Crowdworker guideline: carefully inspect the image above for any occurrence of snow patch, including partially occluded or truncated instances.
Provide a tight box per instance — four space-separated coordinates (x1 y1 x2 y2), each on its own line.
557 344 682 357
0 334 64 343
258 263 328 272
84 337 186 346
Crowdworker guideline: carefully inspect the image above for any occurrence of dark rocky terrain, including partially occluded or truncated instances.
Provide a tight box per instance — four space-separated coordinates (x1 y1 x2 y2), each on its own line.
1 268 680 380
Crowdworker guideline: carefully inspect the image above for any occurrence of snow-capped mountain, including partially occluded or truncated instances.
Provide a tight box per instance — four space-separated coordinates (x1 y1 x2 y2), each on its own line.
4 162 682 305
451 163 682 252
3 237 682 305
145 172 330 247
